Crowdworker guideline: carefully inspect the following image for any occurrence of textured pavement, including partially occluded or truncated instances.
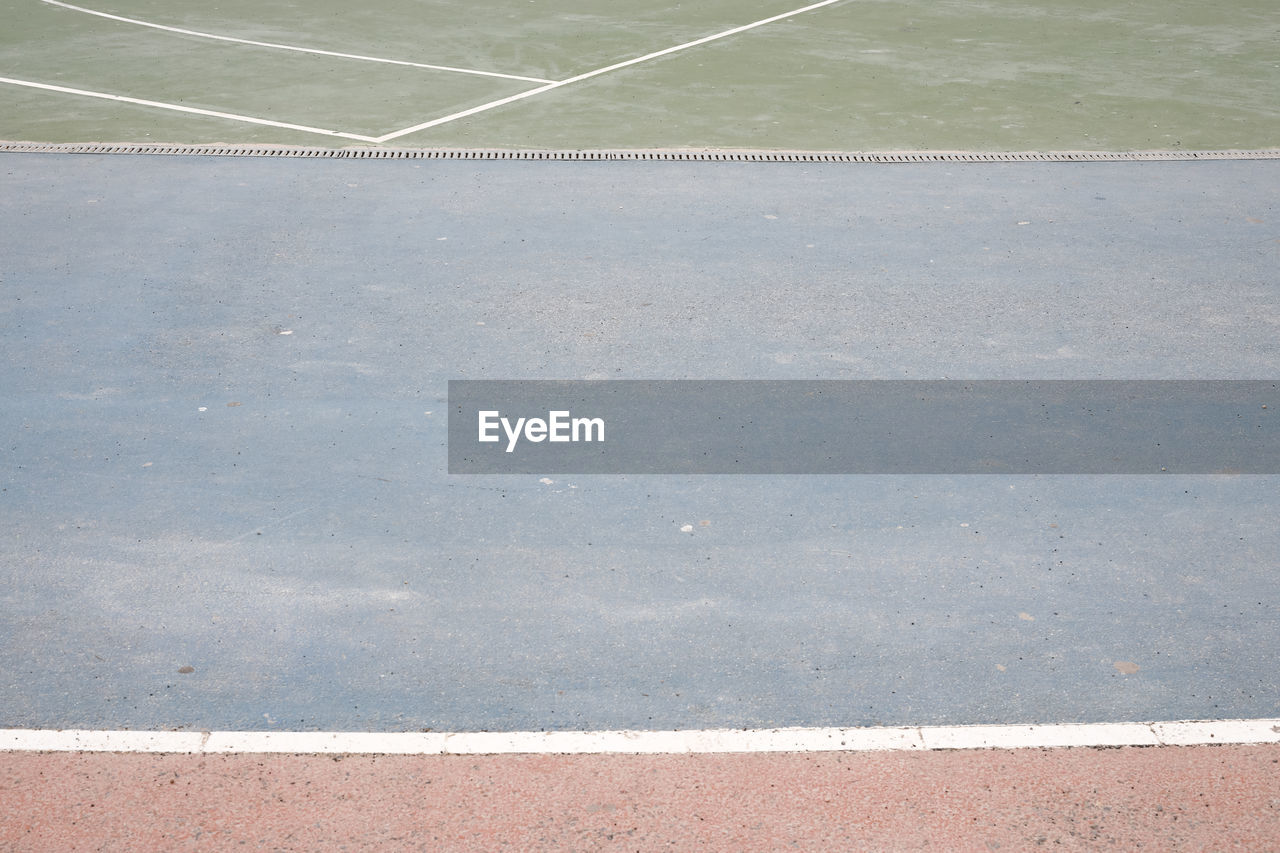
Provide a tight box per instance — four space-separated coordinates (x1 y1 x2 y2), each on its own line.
4 745 1280 850
2 153 1277 733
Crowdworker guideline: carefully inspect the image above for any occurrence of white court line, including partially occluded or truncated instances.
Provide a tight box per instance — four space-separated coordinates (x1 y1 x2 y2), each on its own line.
40 0 556 85
13 0 842 143
0 76 380 142
372 0 847 143
3 720 1278 754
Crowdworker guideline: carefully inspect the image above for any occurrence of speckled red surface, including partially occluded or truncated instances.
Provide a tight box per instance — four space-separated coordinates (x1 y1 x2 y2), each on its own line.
3 745 1278 850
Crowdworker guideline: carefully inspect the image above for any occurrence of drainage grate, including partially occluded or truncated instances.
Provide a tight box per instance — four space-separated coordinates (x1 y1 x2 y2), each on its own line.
2 141 1279 162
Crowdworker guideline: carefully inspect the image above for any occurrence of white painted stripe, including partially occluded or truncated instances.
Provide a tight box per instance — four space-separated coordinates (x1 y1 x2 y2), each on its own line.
0 76 380 142
202 731 450 754
374 0 847 142
0 729 206 753
40 0 555 84
3 720 1277 755
919 723 1160 751
1152 719 1280 746
372 81 563 142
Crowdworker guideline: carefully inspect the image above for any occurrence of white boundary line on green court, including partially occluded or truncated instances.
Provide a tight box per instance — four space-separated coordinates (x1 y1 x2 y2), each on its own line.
372 0 845 142
3 0 845 143
0 76 382 142
2 720 1278 754
39 0 556 84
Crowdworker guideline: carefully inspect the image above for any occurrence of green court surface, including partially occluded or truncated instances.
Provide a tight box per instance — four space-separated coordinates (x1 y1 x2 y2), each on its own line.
2 0 1277 151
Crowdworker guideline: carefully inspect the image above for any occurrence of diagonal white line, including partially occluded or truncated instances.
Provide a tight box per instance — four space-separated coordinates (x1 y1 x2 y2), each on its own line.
15 0 842 145
372 81 563 142
39 0 556 85
374 0 847 143
0 76 381 142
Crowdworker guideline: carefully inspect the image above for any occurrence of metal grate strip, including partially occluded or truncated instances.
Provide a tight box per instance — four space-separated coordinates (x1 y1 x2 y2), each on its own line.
2 141 1279 161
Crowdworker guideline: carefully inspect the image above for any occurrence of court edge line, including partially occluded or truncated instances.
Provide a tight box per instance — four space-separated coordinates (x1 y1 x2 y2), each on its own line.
3 720 1278 755
39 0 555 84
372 0 846 143
3 142 1279 161
0 77 380 142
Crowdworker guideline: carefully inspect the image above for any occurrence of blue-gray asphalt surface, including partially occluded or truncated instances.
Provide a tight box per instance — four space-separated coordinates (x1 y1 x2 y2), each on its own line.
2 154 1278 732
